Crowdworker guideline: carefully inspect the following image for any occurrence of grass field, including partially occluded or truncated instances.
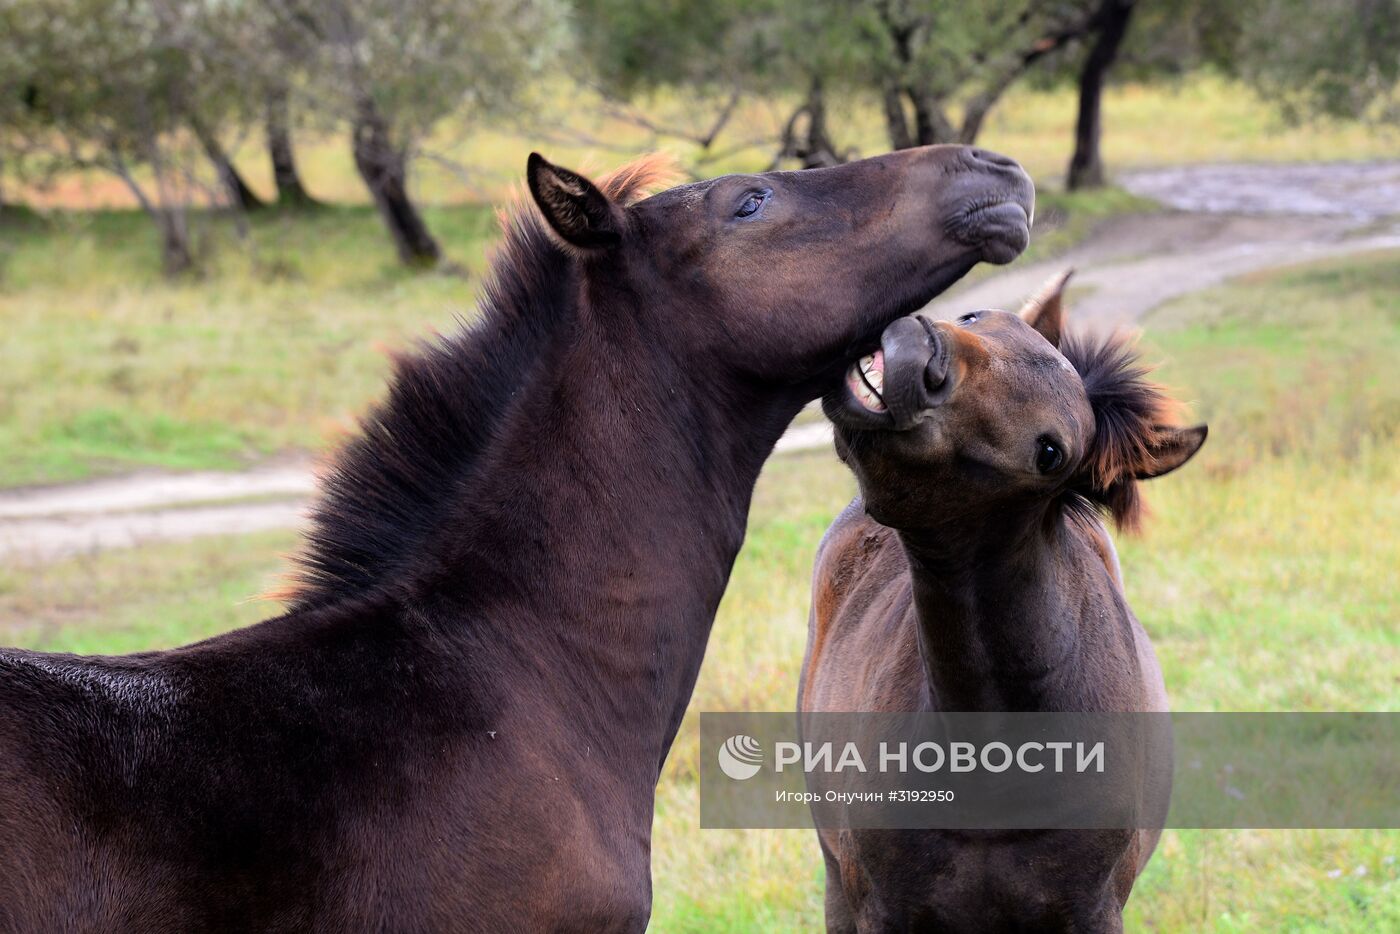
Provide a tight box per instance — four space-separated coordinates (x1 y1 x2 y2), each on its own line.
0 205 493 486
2 249 1396 930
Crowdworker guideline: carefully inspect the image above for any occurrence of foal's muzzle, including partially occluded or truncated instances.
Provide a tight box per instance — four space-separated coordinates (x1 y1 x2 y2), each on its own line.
879 316 955 430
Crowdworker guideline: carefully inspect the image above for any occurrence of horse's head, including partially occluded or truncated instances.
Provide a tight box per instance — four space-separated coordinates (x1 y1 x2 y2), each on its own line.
824 271 1207 533
526 146 1034 394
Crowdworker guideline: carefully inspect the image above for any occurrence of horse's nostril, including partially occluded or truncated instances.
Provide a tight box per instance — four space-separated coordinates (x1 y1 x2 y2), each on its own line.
923 329 948 390
925 354 948 390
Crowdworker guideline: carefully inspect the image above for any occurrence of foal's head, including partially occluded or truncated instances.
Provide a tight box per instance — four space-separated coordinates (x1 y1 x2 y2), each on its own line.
526 146 1034 391
825 271 1207 535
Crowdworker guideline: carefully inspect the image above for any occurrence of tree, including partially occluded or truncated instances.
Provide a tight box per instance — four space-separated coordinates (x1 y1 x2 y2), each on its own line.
279 0 563 266
164 0 268 212
191 117 265 213
571 0 796 170
0 0 227 274
576 1 1116 170
854 1 1102 149
0 19 24 215
264 84 317 208
1232 0 1400 126
256 8 321 208
1067 0 1137 190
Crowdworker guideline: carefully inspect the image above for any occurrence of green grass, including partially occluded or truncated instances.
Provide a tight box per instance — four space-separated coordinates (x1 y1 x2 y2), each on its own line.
2 249 1396 930
0 530 291 654
0 205 498 486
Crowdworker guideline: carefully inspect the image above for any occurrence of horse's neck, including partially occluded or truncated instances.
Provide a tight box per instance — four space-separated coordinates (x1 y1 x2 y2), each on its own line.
409 325 799 770
898 514 1096 712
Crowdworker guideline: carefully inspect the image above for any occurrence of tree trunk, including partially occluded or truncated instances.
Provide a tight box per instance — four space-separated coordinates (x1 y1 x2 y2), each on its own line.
882 84 916 151
191 117 263 212
960 72 1024 144
352 98 441 267
1068 0 1136 190
266 87 316 207
774 76 845 169
108 147 196 278
908 87 957 146
158 209 195 277
801 76 841 167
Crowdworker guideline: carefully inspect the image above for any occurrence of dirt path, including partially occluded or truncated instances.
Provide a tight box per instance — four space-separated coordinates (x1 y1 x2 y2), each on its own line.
5 162 1398 563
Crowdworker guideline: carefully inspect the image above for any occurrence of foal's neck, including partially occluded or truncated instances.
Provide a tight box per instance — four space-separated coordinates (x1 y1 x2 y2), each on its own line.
897 510 1086 712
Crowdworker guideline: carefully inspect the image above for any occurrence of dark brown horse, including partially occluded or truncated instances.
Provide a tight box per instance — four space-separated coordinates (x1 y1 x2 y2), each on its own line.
802 273 1206 932
0 147 1033 932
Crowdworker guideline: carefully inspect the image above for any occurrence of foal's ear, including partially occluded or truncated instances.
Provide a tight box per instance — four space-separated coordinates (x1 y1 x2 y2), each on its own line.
1136 424 1208 480
1019 268 1074 348
527 152 623 249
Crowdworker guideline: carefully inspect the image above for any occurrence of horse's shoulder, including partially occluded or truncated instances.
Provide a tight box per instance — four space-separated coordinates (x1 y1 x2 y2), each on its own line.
809 499 899 651
813 498 893 596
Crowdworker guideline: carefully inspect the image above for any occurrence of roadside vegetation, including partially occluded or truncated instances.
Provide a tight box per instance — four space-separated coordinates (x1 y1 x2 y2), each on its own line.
4 249 1395 931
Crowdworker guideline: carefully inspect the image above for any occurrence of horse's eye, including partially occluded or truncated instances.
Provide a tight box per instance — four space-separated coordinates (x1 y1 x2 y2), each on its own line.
1035 437 1065 474
735 189 770 219
958 312 980 325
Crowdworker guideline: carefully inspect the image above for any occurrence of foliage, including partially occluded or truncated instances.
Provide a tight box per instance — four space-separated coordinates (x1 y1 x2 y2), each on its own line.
573 0 1106 158
277 0 565 160
264 0 565 263
1231 0 1400 125
0 0 273 271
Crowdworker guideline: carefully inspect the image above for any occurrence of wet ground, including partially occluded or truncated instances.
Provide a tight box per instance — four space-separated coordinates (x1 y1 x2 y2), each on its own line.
5 161 1399 562
1122 161 1400 219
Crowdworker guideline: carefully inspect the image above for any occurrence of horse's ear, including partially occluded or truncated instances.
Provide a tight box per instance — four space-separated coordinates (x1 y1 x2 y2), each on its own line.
1136 424 1208 480
1019 268 1074 348
526 153 623 250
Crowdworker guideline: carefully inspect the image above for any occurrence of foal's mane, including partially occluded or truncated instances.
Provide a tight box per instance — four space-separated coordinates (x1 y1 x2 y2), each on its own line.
1060 329 1180 532
279 156 675 610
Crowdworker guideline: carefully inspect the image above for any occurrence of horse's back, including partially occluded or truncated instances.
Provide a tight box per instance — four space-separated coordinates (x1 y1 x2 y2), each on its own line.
0 609 651 932
0 650 161 930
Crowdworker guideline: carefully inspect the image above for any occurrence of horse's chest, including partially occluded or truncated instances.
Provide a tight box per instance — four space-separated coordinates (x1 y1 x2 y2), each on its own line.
840 829 1131 932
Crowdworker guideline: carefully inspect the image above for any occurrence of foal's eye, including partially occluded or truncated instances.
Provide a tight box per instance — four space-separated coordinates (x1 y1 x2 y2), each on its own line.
958 312 980 325
734 189 771 219
1035 437 1065 474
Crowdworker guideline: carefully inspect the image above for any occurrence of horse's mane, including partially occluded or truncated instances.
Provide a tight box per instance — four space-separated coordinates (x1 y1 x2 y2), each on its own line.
1060 329 1180 532
278 155 676 610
